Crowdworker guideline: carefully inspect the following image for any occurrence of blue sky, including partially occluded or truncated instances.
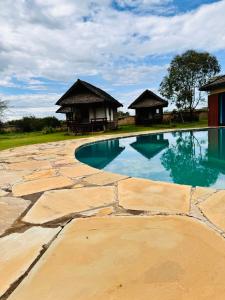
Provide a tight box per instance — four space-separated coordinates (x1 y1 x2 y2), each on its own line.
0 0 225 120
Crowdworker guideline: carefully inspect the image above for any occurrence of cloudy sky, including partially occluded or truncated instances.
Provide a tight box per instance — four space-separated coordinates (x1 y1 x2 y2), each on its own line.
0 0 225 120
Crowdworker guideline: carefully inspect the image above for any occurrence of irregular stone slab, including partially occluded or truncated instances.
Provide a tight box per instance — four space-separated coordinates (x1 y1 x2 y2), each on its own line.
32 155 57 161
59 164 99 178
23 169 56 181
8 216 225 300
192 187 216 203
0 226 60 297
0 170 28 188
8 160 51 171
118 178 191 213
199 190 225 231
0 163 6 170
0 157 33 164
0 189 9 196
12 176 73 197
0 197 30 235
23 186 115 224
84 171 127 186
52 158 76 167
71 183 85 189
80 206 114 217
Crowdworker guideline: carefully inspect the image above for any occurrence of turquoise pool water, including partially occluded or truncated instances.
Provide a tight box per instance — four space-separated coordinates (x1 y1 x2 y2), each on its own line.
76 128 225 189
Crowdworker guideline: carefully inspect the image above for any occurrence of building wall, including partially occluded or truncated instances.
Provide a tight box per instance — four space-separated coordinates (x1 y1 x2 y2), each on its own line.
118 116 135 125
199 110 208 120
162 110 208 123
208 94 219 126
89 106 113 121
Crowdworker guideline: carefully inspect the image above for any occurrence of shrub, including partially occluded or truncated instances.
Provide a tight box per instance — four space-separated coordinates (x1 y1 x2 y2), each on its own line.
7 116 61 132
42 126 55 134
42 117 61 128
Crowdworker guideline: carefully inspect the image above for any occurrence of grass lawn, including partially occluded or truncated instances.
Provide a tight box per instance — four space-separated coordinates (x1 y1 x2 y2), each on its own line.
0 120 208 151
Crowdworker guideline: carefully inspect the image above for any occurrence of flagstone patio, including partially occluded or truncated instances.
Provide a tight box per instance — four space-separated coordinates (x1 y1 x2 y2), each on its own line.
1 129 225 300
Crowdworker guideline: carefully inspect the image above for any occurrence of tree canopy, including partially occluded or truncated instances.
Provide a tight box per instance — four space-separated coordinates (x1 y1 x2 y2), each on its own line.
159 50 221 118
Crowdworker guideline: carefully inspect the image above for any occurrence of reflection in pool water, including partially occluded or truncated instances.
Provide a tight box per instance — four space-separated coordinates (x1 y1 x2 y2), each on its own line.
76 128 225 189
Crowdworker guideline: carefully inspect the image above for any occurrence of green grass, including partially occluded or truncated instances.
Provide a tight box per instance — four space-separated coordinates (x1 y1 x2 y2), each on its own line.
0 120 208 151
109 119 208 134
0 131 86 151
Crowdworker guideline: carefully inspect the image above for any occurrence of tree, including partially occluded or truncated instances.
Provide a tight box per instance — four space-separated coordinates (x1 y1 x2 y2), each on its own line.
159 50 221 121
0 99 7 121
117 110 130 118
42 116 61 128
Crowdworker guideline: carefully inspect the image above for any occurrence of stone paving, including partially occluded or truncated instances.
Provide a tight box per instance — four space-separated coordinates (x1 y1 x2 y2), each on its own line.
1 129 225 299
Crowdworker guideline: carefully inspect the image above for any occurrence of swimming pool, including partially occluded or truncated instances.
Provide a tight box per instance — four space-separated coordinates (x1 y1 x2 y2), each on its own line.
76 128 225 189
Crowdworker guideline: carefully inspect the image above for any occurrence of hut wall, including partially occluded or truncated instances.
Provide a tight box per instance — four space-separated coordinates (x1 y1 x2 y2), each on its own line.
208 94 219 126
89 106 117 122
113 108 118 123
89 106 106 120
106 107 110 121
89 107 94 120
96 107 106 120
135 108 163 125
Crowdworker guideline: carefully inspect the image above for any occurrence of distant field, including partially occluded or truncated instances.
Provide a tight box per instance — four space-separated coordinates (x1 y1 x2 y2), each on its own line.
0 120 208 151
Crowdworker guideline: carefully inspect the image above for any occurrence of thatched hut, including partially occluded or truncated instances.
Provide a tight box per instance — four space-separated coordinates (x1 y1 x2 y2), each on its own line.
56 79 123 133
129 90 168 125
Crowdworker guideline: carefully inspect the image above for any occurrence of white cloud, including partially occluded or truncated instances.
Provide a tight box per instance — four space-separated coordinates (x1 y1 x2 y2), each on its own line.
1 0 225 84
1 93 61 120
0 0 224 119
103 64 168 85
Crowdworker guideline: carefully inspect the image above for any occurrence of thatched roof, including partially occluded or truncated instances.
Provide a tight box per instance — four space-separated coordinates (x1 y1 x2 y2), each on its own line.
56 79 122 107
56 106 72 113
199 75 225 91
128 90 168 109
130 135 169 160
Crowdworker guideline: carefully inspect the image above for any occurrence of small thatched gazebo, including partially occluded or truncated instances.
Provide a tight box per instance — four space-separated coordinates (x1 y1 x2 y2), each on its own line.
56 79 123 133
129 90 168 125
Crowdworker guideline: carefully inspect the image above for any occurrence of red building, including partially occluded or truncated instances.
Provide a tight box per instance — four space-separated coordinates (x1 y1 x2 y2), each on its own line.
200 75 225 126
